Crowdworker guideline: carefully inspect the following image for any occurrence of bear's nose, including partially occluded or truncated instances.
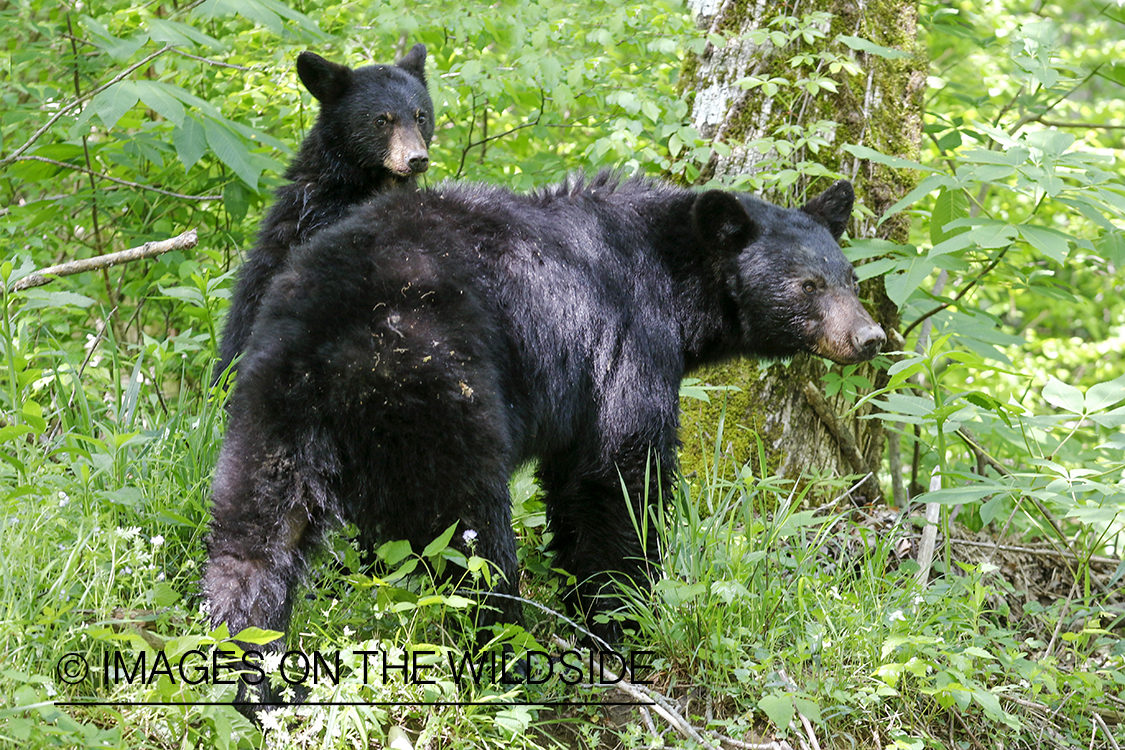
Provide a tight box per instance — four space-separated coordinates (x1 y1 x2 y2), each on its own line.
408 151 429 173
852 324 886 360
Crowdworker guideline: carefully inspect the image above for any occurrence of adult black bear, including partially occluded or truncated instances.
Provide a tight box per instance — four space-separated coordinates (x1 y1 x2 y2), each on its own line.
204 174 885 693
212 44 434 385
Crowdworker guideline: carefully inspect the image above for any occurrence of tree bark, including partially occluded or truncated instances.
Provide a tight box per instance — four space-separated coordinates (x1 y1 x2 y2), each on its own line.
679 0 925 503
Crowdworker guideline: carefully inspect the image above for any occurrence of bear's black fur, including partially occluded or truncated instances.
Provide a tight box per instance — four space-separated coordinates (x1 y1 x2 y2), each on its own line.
204 174 885 696
213 44 434 385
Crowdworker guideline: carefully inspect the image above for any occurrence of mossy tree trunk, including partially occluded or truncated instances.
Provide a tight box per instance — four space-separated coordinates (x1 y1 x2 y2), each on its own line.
679 0 925 502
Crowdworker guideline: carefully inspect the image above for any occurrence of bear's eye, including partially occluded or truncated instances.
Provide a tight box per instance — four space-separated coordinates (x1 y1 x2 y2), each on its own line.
416 111 427 125
375 115 390 128
802 281 817 294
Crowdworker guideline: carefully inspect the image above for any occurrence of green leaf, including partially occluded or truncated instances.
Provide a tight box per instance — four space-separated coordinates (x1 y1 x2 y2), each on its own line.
147 18 225 50
918 485 1004 505
92 81 140 130
422 522 459 558
1095 230 1125 267
173 117 208 170
377 539 412 566
930 187 969 247
1086 376 1125 411
758 693 794 731
134 81 186 127
843 144 933 173
837 34 911 59
1043 377 1084 414
230 627 284 645
20 290 97 309
883 254 935 307
878 173 950 224
204 118 261 188
1018 225 1072 264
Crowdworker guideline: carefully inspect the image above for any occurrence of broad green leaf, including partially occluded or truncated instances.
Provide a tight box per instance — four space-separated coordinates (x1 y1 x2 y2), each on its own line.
1085 375 1125 411
92 81 139 130
204 118 261 188
81 16 149 61
134 81 185 127
878 173 949 224
147 18 226 49
20 290 97 309
1042 378 1084 414
422 522 459 558
1095 230 1125 266
883 254 935 307
173 117 208 170
377 539 412 566
917 485 1004 505
843 143 933 173
758 693 794 731
1018 225 1072 263
930 187 969 247
837 34 912 59
230 627 284 645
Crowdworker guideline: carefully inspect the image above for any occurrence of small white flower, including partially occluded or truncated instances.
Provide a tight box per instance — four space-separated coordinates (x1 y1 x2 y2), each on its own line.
462 529 478 545
151 535 165 548
888 610 905 622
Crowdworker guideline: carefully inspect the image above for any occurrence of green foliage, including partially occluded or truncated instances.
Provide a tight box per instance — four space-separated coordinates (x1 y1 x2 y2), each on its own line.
848 0 1125 562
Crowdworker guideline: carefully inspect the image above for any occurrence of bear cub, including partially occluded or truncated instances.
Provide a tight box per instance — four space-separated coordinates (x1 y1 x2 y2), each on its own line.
213 43 434 384
204 174 885 704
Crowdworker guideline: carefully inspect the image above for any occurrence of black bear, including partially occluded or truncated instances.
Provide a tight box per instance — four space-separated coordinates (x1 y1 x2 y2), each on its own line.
204 174 885 696
212 43 434 385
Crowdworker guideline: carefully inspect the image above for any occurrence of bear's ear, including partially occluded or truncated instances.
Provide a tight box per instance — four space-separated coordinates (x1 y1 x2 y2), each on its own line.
396 43 427 85
297 51 353 104
800 180 854 241
692 190 758 257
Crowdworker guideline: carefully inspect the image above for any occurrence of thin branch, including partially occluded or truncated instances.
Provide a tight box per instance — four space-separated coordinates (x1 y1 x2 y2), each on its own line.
13 156 221 201
0 45 175 167
13 229 198 291
1035 118 1125 131
1005 66 1102 137
901 245 1010 338
171 48 253 71
455 88 546 178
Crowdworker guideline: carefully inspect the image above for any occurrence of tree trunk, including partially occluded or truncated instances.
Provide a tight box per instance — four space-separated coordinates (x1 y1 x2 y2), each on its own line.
679 0 925 503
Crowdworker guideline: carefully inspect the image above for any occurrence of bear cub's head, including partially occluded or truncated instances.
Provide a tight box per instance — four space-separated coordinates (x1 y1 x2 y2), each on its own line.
692 180 886 365
297 44 434 183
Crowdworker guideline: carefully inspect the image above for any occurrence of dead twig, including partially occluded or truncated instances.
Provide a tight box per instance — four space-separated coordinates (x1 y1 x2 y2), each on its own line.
13 229 198 291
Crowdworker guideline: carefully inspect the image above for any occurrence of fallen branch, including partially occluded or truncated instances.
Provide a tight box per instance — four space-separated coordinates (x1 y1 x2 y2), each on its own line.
13 229 198 291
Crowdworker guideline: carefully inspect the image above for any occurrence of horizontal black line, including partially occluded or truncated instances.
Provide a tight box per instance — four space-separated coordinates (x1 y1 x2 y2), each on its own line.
57 700 655 707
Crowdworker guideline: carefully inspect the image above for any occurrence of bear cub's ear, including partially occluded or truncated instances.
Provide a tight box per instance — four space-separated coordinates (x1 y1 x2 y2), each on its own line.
297 51 353 105
692 190 758 257
800 180 854 241
396 43 427 84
